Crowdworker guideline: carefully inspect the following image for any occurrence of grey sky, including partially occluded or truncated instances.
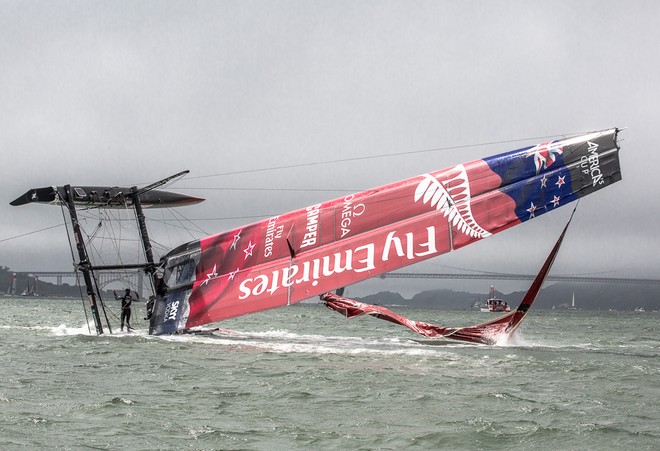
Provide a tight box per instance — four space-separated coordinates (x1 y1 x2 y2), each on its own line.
1 1 658 294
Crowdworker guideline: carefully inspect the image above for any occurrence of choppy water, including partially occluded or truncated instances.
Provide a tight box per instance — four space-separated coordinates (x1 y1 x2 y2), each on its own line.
1 297 658 450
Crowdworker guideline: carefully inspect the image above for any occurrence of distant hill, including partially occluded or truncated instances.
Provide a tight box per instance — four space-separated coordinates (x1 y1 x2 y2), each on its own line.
1 266 87 298
518 283 660 311
358 289 482 309
356 283 660 311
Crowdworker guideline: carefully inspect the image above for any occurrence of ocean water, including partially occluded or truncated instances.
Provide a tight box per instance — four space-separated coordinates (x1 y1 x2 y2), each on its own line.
1 297 658 450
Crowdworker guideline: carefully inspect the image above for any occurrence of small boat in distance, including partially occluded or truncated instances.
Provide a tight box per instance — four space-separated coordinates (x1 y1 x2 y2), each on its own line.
20 274 39 297
568 292 577 310
480 286 511 313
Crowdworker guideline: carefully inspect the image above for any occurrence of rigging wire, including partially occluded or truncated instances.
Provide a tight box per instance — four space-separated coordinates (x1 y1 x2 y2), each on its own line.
183 133 564 180
62 205 111 333
153 209 202 241
83 217 103 247
0 223 64 244
105 209 127 268
2 130 594 246
131 205 157 300
91 266 113 333
60 203 91 335
86 211 113 332
71 206 149 334
175 187 354 192
166 207 210 237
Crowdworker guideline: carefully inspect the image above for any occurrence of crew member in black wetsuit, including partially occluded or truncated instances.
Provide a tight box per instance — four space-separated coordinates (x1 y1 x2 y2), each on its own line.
114 288 135 331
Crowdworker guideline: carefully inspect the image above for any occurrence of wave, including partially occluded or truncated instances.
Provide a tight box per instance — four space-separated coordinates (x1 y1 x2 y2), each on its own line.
26 321 657 360
152 328 477 357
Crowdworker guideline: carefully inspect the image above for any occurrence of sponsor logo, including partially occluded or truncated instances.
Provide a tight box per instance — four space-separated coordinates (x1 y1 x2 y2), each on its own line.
163 300 180 321
340 195 366 238
239 226 438 300
264 216 284 258
300 204 321 249
581 141 604 186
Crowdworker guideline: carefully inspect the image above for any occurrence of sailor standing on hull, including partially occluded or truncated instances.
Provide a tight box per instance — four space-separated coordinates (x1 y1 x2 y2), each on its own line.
114 288 135 331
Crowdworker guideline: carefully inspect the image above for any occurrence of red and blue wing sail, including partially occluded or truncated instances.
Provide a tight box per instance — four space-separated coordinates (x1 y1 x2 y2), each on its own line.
149 128 621 334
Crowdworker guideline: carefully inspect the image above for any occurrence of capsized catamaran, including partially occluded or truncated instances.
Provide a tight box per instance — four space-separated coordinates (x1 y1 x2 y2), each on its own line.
11 128 622 339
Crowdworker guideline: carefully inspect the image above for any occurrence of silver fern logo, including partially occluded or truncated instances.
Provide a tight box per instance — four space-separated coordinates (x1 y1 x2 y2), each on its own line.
413 165 491 238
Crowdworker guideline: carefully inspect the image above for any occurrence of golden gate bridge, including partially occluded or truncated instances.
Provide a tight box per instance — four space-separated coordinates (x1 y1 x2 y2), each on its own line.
12 270 149 297
16 270 660 299
380 272 660 284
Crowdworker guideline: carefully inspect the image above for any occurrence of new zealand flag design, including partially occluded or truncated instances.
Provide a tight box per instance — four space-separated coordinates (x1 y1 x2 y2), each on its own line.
484 131 620 224
484 141 576 223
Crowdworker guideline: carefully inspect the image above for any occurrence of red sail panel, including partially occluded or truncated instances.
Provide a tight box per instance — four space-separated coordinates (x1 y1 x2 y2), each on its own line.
322 293 518 345
323 210 574 345
187 209 452 326
185 159 515 327
322 294 459 338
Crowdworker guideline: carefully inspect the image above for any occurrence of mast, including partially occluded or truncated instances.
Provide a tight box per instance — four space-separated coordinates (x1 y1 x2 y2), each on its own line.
130 186 156 288
63 185 104 335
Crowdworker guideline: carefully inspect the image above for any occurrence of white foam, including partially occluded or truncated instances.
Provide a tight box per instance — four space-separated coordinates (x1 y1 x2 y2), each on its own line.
45 322 149 337
51 323 95 336
153 328 474 357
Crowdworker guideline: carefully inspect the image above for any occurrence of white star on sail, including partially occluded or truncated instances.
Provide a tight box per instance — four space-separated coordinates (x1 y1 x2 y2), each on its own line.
230 229 242 251
526 202 537 218
552 195 561 207
555 175 566 188
201 264 218 286
228 268 240 280
243 241 255 259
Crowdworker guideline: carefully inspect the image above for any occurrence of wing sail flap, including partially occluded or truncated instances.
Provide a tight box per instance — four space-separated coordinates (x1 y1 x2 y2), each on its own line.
322 209 573 344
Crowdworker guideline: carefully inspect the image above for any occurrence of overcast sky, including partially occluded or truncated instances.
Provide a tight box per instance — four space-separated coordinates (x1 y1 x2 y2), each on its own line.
1 1 658 294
